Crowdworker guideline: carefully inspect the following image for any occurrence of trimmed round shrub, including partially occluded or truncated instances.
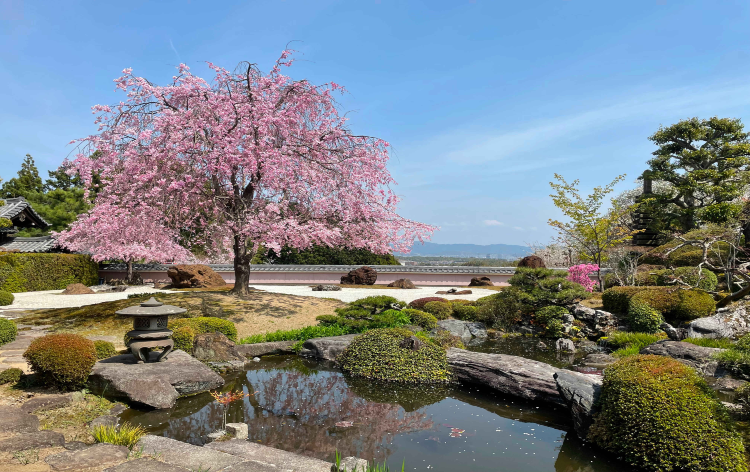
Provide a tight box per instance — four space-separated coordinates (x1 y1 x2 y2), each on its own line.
452 304 478 321
169 317 237 342
372 309 411 328
422 301 452 320
408 297 448 310
0 367 22 385
589 355 747 472
535 306 568 338
476 287 525 329
172 326 196 353
450 299 475 307
0 318 17 347
93 340 117 360
338 328 451 383
602 287 645 314
0 290 13 306
24 334 97 391
627 296 663 334
672 290 717 321
402 309 437 330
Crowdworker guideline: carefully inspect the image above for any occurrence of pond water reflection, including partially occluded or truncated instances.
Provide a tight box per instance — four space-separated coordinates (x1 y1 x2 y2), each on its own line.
121 355 628 471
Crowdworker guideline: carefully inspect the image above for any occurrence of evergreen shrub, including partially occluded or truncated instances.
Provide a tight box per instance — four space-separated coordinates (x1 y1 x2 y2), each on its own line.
172 326 196 352
508 267 589 307
715 334 750 380
93 340 117 359
452 304 479 321
0 290 13 306
535 306 568 338
169 317 237 342
475 287 525 329
402 309 437 330
24 334 97 391
0 367 22 385
589 355 747 472
0 318 17 346
627 296 663 334
0 253 98 293
429 329 465 349
422 301 452 320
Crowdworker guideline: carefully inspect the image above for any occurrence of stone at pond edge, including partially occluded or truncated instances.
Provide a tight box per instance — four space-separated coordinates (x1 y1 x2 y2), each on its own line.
206 438 335 472
298 334 358 361
137 435 245 471
46 443 130 471
639 340 724 377
340 266 378 285
556 338 576 352
61 283 95 295
468 276 493 286
192 332 245 363
0 405 40 433
226 423 248 440
446 348 565 406
388 278 416 289
554 370 602 439
167 264 227 288
21 393 73 413
89 415 119 430
686 305 750 340
104 458 191 472
581 353 615 368
0 430 65 451
435 320 487 342
236 341 296 358
89 350 224 409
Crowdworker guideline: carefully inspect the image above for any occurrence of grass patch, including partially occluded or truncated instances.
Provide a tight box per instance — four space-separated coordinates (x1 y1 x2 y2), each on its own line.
37 393 117 442
603 331 667 358
240 324 351 344
683 338 734 349
92 422 146 449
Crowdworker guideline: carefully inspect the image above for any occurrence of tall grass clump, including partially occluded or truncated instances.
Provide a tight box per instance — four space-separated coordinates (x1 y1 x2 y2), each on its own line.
603 331 667 358
92 422 147 449
240 324 351 344
683 338 734 349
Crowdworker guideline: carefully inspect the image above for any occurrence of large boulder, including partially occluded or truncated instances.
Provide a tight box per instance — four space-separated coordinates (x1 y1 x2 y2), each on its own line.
298 334 358 361
340 266 378 285
517 255 545 269
89 350 224 409
167 264 226 289
686 305 750 340
434 320 487 342
388 278 416 289
446 348 564 406
61 283 95 295
192 332 245 363
236 341 296 358
468 276 493 287
639 340 724 377
569 304 620 337
554 371 602 439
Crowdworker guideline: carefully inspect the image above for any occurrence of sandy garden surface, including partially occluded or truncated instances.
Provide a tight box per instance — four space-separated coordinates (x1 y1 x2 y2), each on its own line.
252 284 498 303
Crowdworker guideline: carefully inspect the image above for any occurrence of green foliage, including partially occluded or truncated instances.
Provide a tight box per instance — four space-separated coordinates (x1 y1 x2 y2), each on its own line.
338 328 451 384
260 244 400 265
509 267 589 307
428 330 465 349
715 334 750 380
422 301 452 320
475 287 525 329
602 286 715 322
172 326 196 352
683 338 734 349
535 306 568 338
92 422 147 450
169 317 237 343
1 155 44 198
588 355 747 472
0 290 14 306
401 309 437 330
335 451 406 472
627 296 663 334
407 297 448 310
636 267 719 291
603 331 667 358
735 383 750 418
240 324 351 344
0 318 17 346
643 231 732 268
602 286 645 313
646 117 750 231
322 296 408 333
93 340 116 360
0 253 99 293
452 304 478 321
23 334 97 391
0 367 22 385
0 217 12 229
672 290 717 321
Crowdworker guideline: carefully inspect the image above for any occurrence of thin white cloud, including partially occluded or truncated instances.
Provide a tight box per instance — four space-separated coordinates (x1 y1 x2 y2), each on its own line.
169 38 181 62
513 226 524 231
483 219 504 226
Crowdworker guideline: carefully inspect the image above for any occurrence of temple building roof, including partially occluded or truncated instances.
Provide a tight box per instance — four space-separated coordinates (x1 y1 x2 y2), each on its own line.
0 236 57 253
0 197 50 231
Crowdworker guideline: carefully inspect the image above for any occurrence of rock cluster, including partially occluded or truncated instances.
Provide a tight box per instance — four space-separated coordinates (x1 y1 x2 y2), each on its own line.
685 304 750 340
192 332 245 363
340 266 378 285
388 278 416 289
436 288 472 295
311 284 342 291
61 283 95 295
568 304 620 337
433 319 487 343
167 264 227 288
468 276 493 286
517 255 546 269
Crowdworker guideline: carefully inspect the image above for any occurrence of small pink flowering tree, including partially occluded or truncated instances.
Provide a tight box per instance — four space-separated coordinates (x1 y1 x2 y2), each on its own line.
63 51 435 294
567 264 599 292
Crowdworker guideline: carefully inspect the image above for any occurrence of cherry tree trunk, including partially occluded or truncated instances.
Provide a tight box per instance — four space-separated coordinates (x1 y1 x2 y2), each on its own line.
231 235 253 296
127 260 134 285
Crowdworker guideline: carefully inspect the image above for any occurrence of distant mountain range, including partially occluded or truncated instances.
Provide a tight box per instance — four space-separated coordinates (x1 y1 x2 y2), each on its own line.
397 242 532 259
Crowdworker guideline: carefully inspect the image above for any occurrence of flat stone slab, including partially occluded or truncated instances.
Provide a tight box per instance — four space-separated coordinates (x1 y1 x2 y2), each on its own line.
206 438 334 472
0 430 65 451
21 394 73 413
236 341 296 358
137 435 245 471
446 348 565 406
554 370 602 439
46 443 130 471
104 458 191 472
640 340 724 376
89 350 224 409
298 334 358 361
0 405 40 433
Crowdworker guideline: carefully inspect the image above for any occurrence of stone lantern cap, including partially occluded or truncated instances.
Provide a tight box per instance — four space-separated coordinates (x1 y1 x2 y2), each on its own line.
115 297 187 317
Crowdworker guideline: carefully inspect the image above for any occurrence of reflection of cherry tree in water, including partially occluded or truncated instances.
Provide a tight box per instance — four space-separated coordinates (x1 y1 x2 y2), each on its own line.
240 370 435 462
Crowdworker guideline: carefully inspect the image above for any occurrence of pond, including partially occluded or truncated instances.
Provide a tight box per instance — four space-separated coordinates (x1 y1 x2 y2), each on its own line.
121 355 629 471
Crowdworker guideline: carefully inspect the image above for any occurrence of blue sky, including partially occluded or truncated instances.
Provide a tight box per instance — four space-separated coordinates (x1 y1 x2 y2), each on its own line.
3 0 750 247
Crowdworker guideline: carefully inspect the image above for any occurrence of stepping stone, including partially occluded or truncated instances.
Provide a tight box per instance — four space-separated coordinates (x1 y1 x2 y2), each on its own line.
0 356 27 363
86 335 118 344
104 458 190 472
0 350 27 357
21 394 73 413
136 435 245 471
235 341 296 358
0 406 40 433
1 339 33 350
0 430 65 451
64 441 89 451
206 439 334 472
46 443 129 471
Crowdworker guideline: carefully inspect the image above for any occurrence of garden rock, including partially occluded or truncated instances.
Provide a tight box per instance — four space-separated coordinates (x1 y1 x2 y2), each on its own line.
64 441 89 451
137 435 245 471
298 334 358 361
61 283 95 295
104 458 191 472
640 340 724 376
388 278 416 289
340 266 378 285
581 353 616 368
446 348 564 406
435 320 487 342
554 370 602 439
468 276 493 286
167 264 226 288
192 332 245 363
661 322 686 341
0 405 40 433
235 341 296 358
21 393 73 413
46 443 129 471
206 438 335 472
226 423 248 440
0 430 65 451
399 335 424 351
311 284 341 291
89 350 224 409
570 304 619 337
436 289 472 295
556 338 576 352
517 255 545 269
89 415 118 430
686 304 750 340
712 377 747 393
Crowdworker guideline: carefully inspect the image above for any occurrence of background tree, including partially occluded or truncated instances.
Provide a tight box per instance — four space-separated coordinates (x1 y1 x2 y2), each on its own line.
646 117 750 232
548 174 641 290
64 50 434 295
260 245 400 265
0 154 44 198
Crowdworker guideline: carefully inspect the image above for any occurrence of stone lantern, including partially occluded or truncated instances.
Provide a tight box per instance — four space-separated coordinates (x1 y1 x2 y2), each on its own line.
116 297 186 363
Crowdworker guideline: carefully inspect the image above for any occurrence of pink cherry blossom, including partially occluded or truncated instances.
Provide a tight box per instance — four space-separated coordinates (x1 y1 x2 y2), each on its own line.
567 264 599 292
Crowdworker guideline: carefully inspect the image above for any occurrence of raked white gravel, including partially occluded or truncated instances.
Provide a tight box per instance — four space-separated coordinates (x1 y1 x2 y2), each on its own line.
1 286 173 310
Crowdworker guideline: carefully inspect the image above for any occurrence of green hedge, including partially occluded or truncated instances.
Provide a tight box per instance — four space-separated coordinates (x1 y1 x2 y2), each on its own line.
602 286 715 322
535 306 568 338
0 253 99 293
422 301 452 320
93 340 117 360
0 291 13 306
169 317 238 343
0 318 17 346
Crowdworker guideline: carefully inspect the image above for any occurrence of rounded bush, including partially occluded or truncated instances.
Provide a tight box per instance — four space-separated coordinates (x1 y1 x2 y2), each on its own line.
24 334 97 391
0 290 13 306
672 290 717 321
93 340 117 360
627 296 663 334
0 367 22 385
535 306 568 338
169 317 237 342
589 355 746 472
372 309 411 328
450 299 475 307
602 287 645 314
338 328 451 383
452 304 478 321
422 301 452 320
408 297 448 310
476 288 525 329
0 318 17 346
172 326 196 353
402 309 437 330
